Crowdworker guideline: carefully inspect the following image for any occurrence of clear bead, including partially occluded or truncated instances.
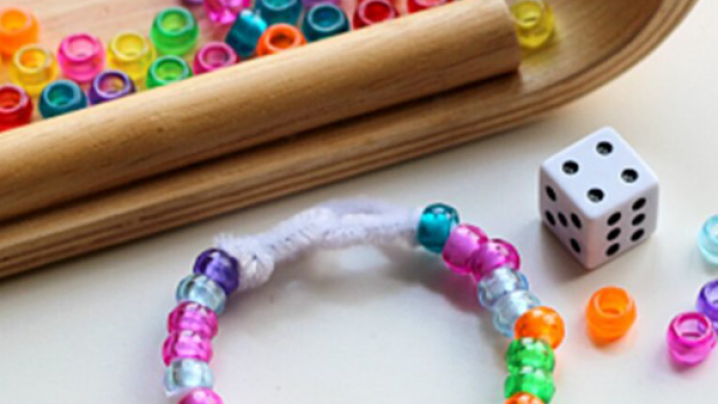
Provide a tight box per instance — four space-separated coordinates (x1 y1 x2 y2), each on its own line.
176 274 227 315
491 290 541 337
164 358 215 397
477 267 528 310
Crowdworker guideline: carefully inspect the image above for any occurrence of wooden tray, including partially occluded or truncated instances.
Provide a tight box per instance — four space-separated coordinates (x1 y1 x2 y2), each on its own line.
0 0 697 276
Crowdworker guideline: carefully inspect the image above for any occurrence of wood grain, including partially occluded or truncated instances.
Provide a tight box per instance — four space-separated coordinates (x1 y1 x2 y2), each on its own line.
0 0 698 276
0 0 520 222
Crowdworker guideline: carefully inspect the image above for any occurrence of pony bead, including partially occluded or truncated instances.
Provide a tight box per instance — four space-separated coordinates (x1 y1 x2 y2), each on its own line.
0 7 39 57
147 56 193 89
193 43 239 75
164 358 215 396
57 33 105 83
256 0 303 26
256 24 307 56
586 286 636 343
302 3 350 42
504 367 555 404
176 274 227 314
478 267 529 310
698 215 718 265
168 301 219 339
0 84 33 132
508 0 555 49
515 306 565 349
10 44 59 97
353 0 398 29
666 312 716 366
505 338 555 374
151 7 200 56
163 331 214 366
107 31 156 86
204 0 251 24
88 70 136 105
39 80 88 118
225 9 268 58
193 249 241 294
697 279 718 329
417 203 459 253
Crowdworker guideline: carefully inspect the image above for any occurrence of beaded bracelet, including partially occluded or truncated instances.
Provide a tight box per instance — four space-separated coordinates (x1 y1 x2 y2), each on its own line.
161 199 565 404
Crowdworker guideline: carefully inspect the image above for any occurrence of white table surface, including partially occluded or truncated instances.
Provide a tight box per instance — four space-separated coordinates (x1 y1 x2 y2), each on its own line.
2 2 718 403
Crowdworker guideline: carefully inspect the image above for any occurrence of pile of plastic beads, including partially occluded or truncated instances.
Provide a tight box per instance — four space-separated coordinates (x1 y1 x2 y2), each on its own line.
0 0 555 131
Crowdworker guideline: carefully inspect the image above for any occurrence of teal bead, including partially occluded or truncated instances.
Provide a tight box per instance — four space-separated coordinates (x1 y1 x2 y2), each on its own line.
256 0 303 25
302 4 350 42
38 80 87 118
505 367 555 403
225 9 268 58
176 274 227 315
417 203 459 253
505 338 555 374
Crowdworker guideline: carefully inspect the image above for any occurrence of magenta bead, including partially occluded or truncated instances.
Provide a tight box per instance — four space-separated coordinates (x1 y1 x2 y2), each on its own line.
468 239 521 279
204 0 251 24
168 301 219 339
180 388 224 404
441 224 488 275
193 42 239 74
163 330 214 366
57 33 105 83
667 312 717 366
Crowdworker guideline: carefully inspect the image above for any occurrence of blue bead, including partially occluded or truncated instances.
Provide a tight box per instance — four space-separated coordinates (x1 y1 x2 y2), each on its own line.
176 274 227 315
194 249 240 295
302 4 350 42
417 203 459 253
38 80 87 118
478 267 529 310
699 215 718 265
256 0 303 26
491 290 541 337
225 10 268 58
164 358 214 396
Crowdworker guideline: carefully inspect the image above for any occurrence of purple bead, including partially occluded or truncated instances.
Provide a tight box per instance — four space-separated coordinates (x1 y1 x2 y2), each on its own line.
194 249 240 295
180 388 224 404
468 239 521 280
441 224 488 275
163 330 214 366
667 312 716 366
697 279 718 330
168 301 219 339
88 70 135 105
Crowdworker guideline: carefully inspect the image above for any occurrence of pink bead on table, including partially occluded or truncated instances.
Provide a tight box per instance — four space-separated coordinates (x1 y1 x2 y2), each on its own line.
180 388 224 404
667 312 716 366
193 42 239 74
168 301 219 339
204 0 251 24
57 33 105 83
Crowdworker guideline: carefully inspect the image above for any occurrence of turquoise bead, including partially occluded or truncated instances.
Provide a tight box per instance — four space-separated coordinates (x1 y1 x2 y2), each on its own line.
164 358 214 396
176 274 227 315
38 80 87 118
302 4 350 42
225 10 268 58
417 203 459 253
256 0 303 26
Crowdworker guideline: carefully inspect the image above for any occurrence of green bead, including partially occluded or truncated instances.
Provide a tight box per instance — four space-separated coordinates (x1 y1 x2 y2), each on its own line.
417 203 459 253
151 7 199 56
505 368 555 404
506 338 555 374
147 56 193 89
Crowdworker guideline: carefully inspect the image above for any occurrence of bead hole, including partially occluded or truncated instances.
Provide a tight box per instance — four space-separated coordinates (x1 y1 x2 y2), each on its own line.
1 9 29 32
269 31 298 49
595 289 630 318
202 47 232 67
47 85 77 107
311 6 342 29
157 60 187 81
115 33 146 59
18 48 49 71
99 73 129 95
676 316 711 340
511 0 548 29
67 35 97 58
363 1 395 23
0 87 23 112
161 11 191 34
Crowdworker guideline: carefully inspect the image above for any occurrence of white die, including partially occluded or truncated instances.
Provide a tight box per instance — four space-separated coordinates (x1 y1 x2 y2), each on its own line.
539 127 659 269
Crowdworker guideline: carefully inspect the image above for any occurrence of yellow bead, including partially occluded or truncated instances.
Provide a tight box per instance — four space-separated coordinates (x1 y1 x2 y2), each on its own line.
509 0 555 50
10 44 59 97
106 31 156 88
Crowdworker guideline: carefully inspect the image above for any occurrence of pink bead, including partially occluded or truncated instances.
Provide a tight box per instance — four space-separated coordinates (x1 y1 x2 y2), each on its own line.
168 301 219 339
162 330 214 366
57 33 105 83
204 0 251 24
441 224 488 275
667 312 716 366
193 42 239 75
180 388 224 404
468 239 521 280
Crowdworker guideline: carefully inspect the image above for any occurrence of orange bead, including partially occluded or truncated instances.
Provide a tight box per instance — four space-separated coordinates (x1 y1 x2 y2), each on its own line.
505 393 544 404
256 24 306 57
0 8 39 57
514 306 565 349
586 286 636 344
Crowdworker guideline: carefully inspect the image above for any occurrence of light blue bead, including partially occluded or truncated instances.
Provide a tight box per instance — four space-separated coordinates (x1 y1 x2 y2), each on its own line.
176 274 227 315
257 0 303 25
164 358 214 396
492 290 541 337
225 10 268 58
698 215 718 265
478 267 529 310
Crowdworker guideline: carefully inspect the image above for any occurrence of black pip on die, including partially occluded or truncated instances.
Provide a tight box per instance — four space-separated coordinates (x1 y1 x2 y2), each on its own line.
539 127 659 269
